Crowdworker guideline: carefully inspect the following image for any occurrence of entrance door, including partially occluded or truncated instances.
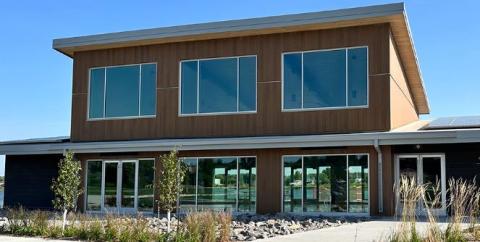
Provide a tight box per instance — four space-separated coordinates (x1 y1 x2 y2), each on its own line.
102 160 138 213
394 154 446 216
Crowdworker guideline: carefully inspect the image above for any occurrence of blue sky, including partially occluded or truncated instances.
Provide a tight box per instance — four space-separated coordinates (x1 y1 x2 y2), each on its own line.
0 0 479 175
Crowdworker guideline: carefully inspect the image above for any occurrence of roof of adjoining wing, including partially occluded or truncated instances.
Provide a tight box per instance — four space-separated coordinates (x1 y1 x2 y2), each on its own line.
52 2 429 114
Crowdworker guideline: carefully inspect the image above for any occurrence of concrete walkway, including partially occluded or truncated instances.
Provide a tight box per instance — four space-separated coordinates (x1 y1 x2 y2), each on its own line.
259 220 455 242
0 236 73 242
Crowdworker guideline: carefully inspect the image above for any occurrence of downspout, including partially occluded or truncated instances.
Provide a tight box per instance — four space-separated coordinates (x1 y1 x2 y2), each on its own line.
374 139 383 214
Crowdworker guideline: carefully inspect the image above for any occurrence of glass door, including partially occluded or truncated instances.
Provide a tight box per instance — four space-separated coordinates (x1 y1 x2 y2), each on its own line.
103 161 119 210
120 161 137 213
102 160 138 213
395 154 446 216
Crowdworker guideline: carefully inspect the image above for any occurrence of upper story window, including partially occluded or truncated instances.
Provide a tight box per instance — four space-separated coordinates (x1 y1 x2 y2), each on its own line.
179 56 257 116
282 47 368 111
88 63 156 120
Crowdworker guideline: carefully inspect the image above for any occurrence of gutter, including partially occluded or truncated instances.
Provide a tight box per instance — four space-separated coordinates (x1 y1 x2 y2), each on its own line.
373 139 383 214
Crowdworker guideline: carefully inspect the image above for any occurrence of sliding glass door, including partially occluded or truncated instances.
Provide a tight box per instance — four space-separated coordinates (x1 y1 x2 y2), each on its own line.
86 159 154 213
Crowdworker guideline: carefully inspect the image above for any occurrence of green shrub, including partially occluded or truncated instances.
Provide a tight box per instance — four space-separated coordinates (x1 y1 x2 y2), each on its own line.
103 214 118 241
87 219 104 241
6 206 30 235
47 226 63 238
30 210 49 236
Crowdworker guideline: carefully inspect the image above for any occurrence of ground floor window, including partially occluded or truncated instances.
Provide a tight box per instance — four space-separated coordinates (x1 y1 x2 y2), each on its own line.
179 156 256 213
283 154 368 213
86 159 155 213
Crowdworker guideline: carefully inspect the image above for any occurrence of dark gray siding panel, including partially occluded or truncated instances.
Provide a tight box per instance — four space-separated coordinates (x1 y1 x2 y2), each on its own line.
393 143 480 183
4 154 62 209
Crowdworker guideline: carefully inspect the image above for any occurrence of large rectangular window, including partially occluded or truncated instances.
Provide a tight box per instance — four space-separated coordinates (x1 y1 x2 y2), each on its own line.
283 47 368 110
88 63 157 119
180 56 257 115
179 156 256 213
282 154 369 213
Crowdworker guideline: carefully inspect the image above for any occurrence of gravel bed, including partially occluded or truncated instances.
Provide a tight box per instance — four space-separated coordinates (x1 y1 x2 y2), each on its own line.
147 213 367 241
0 213 367 241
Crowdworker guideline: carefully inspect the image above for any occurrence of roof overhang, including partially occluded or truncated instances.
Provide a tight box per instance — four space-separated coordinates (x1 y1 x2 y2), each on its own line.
1 128 480 155
53 2 429 114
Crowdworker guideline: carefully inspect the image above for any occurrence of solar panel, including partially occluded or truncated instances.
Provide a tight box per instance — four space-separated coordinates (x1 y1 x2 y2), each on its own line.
425 116 480 130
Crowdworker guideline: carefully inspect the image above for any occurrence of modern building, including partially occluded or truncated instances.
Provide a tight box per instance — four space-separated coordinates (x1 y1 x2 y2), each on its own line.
1 3 480 217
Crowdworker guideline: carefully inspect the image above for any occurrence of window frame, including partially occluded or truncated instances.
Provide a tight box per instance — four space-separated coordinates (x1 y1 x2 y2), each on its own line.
280 153 370 216
86 62 157 121
281 46 369 112
178 55 258 117
177 155 257 214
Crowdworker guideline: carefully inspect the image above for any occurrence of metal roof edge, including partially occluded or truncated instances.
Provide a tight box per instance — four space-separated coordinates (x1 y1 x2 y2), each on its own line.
53 3 404 50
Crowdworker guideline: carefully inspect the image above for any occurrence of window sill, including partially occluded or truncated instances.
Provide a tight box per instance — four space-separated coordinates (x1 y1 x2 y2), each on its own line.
179 111 257 117
87 115 156 121
281 105 368 112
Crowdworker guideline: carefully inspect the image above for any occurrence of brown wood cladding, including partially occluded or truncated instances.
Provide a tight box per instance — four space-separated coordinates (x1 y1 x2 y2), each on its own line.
71 24 391 142
77 146 385 215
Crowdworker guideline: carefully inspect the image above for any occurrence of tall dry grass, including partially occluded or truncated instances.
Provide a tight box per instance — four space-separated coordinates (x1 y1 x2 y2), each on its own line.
391 176 425 242
182 210 232 242
422 182 442 242
390 176 480 242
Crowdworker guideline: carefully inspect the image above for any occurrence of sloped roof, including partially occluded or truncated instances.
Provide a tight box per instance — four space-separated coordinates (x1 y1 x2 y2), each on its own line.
52 2 429 114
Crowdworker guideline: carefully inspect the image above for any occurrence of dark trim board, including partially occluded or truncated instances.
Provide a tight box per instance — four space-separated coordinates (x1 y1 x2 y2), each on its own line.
4 154 62 210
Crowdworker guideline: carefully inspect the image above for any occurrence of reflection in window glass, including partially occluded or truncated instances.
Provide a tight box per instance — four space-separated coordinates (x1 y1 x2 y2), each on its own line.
283 53 302 109
179 158 197 212
303 50 346 108
104 162 117 208
238 157 256 212
303 156 331 212
329 156 347 212
422 157 442 208
180 61 198 114
283 156 302 212
283 155 368 213
121 162 136 208
198 158 237 211
89 69 105 119
138 160 155 211
140 64 157 116
180 56 257 115
348 155 368 213
282 47 368 110
88 63 157 119
199 58 237 113
86 161 102 211
348 48 368 106
179 157 256 212
239 57 256 111
106 66 140 118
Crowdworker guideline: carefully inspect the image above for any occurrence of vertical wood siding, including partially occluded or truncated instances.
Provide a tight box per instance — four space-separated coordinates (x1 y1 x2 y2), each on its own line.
71 24 391 142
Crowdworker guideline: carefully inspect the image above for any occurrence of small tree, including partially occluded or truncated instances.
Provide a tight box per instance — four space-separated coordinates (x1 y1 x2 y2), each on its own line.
156 149 186 232
51 151 82 231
